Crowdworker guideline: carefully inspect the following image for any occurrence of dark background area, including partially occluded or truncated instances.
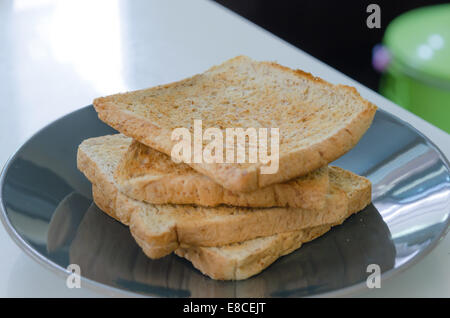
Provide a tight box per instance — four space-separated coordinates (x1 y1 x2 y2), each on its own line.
213 0 449 91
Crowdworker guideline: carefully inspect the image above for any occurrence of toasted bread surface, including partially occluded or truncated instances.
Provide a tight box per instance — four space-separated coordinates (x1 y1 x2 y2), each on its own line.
94 55 377 192
115 139 329 209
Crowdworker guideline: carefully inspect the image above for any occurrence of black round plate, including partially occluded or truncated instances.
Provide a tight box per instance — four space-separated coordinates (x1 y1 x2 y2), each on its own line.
1 106 449 297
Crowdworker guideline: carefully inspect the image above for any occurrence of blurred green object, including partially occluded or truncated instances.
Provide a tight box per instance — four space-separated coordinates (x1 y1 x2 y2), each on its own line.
379 4 450 133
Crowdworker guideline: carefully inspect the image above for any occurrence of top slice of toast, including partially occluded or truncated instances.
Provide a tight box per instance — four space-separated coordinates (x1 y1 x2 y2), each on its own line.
93 55 377 192
115 139 329 209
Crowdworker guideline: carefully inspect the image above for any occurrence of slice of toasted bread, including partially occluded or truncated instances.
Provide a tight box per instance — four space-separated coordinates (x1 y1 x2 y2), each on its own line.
175 224 333 280
127 186 345 251
115 139 329 209
76 134 132 223
77 135 372 261
93 55 377 192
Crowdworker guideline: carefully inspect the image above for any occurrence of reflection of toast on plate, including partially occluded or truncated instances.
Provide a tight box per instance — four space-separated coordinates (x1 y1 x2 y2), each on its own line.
69 202 394 297
77 56 377 280
69 203 191 297
47 192 90 253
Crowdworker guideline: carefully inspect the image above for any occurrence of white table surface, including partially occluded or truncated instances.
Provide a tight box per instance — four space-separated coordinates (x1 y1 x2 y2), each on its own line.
0 0 449 298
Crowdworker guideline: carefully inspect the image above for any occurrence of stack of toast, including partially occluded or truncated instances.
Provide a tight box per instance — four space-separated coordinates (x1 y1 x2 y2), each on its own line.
77 56 377 280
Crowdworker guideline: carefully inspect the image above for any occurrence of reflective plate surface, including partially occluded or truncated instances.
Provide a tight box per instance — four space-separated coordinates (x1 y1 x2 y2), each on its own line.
1 106 449 297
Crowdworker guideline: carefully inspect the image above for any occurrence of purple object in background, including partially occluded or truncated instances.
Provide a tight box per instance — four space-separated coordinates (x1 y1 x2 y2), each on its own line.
372 44 391 72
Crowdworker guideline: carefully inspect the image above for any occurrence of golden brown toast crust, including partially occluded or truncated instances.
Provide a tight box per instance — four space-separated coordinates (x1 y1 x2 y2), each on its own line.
127 186 347 258
174 224 333 280
115 139 329 209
